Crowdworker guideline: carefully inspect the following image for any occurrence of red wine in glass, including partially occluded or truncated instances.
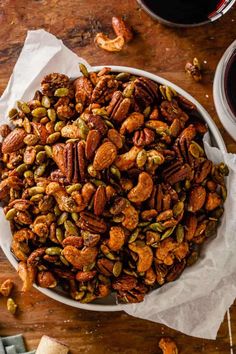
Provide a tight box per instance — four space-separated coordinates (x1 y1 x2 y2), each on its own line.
225 50 236 117
138 0 235 26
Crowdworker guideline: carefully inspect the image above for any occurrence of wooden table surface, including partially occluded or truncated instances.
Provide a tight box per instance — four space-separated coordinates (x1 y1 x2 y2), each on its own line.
0 1 235 353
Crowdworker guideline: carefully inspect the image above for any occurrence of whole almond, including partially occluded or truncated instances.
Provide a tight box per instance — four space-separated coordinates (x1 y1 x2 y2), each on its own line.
85 129 101 160
2 128 26 154
52 143 66 175
94 185 106 216
188 186 206 212
107 128 123 149
93 142 117 171
112 16 133 43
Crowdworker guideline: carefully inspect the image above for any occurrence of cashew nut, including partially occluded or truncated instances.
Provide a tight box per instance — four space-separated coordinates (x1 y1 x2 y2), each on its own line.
120 112 144 135
115 146 142 171
107 226 125 251
95 33 125 52
46 182 81 213
121 203 139 230
128 172 153 203
128 242 153 273
63 246 98 269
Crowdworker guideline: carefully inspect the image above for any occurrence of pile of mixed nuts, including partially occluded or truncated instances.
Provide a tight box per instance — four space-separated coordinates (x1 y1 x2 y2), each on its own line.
0 65 228 303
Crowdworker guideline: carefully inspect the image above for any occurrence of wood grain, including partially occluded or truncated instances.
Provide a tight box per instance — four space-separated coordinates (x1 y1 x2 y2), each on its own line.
0 0 235 353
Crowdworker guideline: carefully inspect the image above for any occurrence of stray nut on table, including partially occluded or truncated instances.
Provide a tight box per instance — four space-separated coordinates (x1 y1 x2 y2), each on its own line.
159 337 178 354
185 57 202 82
95 16 133 52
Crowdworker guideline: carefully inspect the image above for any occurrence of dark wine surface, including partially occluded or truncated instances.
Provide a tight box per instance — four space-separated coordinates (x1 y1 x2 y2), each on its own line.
142 0 222 24
225 50 236 117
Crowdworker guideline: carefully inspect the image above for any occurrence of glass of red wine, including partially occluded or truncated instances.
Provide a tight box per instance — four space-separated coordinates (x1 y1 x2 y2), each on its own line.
137 0 236 27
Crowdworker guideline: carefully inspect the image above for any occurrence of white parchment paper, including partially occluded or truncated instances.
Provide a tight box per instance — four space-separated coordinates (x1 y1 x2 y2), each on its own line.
0 29 236 340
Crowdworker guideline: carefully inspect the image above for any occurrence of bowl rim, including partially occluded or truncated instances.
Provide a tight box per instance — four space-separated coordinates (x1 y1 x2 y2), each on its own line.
0 65 227 312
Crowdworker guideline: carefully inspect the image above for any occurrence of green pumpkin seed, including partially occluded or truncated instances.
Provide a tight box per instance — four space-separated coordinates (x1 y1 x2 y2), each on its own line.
16 163 29 175
110 165 121 180
47 108 56 121
193 57 201 69
5 208 17 220
101 244 117 260
54 121 66 132
161 226 176 240
44 145 53 157
80 293 96 303
54 205 61 216
35 145 45 153
88 164 97 177
74 118 89 139
128 228 140 243
42 95 51 108
123 82 135 98
136 150 147 168
104 120 114 128
88 195 94 211
8 108 18 119
112 215 125 223
115 72 130 81
32 107 47 118
92 108 108 117
113 261 122 277
79 63 89 77
138 221 151 227
46 247 62 256
90 179 106 187
65 184 82 194
64 220 78 235
218 163 229 176
28 186 45 197
173 201 184 217
36 151 46 164
58 212 68 225
123 269 138 277
149 223 165 232
30 193 44 202
143 106 151 118
54 87 69 97
24 134 39 146
71 212 79 222
23 118 32 133
56 227 64 242
24 170 34 178
205 220 218 238
176 224 184 243
34 163 47 177
60 255 70 266
72 291 85 300
159 85 167 99
46 132 61 144
166 86 175 101
17 100 30 114
83 262 95 272
7 298 17 315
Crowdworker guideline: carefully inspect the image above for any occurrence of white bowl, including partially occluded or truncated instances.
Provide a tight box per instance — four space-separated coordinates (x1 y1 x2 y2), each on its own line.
0 65 227 312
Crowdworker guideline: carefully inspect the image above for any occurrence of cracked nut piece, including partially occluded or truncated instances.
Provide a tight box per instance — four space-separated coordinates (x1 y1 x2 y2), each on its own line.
0 279 14 297
95 33 125 52
185 57 202 82
159 337 178 354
